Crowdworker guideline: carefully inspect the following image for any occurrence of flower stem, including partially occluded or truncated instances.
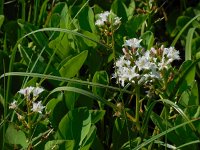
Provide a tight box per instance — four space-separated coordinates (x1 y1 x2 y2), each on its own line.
26 98 32 148
135 85 140 131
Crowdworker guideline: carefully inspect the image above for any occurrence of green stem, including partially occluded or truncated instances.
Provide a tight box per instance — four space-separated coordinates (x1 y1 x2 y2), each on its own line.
20 0 26 21
141 22 145 36
27 98 32 148
33 0 39 24
135 85 140 131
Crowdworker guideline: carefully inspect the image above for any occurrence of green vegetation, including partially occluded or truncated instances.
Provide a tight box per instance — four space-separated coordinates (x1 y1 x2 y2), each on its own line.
1 0 200 149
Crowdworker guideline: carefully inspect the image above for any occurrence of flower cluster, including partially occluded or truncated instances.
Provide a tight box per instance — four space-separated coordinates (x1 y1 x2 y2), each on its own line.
95 11 121 27
113 38 180 87
9 86 45 114
95 11 121 43
8 86 53 147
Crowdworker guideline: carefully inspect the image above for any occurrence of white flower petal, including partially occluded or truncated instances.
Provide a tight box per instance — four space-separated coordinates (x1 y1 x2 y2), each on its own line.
31 101 45 114
18 86 34 97
33 87 44 97
9 100 17 109
123 38 142 49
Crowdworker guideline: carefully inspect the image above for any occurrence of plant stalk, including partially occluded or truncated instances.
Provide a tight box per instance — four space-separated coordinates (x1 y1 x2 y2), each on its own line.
135 85 140 131
27 98 32 149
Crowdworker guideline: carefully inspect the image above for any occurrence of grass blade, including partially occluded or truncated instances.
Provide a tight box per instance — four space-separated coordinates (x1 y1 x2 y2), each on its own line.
0 72 132 94
45 86 118 110
176 140 200 149
171 14 200 47
160 99 196 131
133 118 199 150
185 28 195 60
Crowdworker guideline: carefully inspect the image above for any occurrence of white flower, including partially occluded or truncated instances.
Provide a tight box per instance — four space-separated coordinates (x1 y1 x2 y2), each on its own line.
31 101 45 114
9 100 17 109
99 11 110 20
135 56 152 71
95 19 105 26
18 86 44 99
123 38 142 49
113 16 121 26
166 47 180 61
33 87 44 97
158 57 169 70
95 11 110 26
127 66 140 81
114 56 139 86
149 67 160 79
18 86 34 97
115 56 131 67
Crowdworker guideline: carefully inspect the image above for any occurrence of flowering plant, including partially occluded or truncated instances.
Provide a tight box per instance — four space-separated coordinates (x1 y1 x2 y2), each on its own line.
8 86 51 149
95 11 121 46
113 38 180 90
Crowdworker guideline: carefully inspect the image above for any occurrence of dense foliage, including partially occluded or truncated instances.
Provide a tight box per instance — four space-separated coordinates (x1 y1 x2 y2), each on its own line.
1 0 200 149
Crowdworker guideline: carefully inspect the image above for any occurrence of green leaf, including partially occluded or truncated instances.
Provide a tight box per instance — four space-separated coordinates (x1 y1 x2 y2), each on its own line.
190 81 199 106
50 13 61 27
185 28 196 60
18 44 32 65
45 140 75 150
172 13 200 46
140 31 154 50
56 107 91 149
176 16 191 29
65 140 76 150
59 50 88 78
37 0 49 25
60 4 71 29
49 33 73 59
46 93 68 129
5 124 28 148
169 60 197 99
88 6 96 33
64 82 81 110
111 0 128 22
177 60 195 94
179 81 199 107
0 15 4 28
91 135 104 150
77 6 94 32
81 31 100 47
89 110 105 124
80 125 96 150
92 71 109 97
125 14 148 37
17 19 49 50
127 1 135 20
112 118 129 150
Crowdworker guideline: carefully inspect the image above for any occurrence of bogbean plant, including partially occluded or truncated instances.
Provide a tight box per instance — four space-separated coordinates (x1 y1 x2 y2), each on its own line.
8 86 52 149
2 1 200 150
113 38 180 130
95 10 181 127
